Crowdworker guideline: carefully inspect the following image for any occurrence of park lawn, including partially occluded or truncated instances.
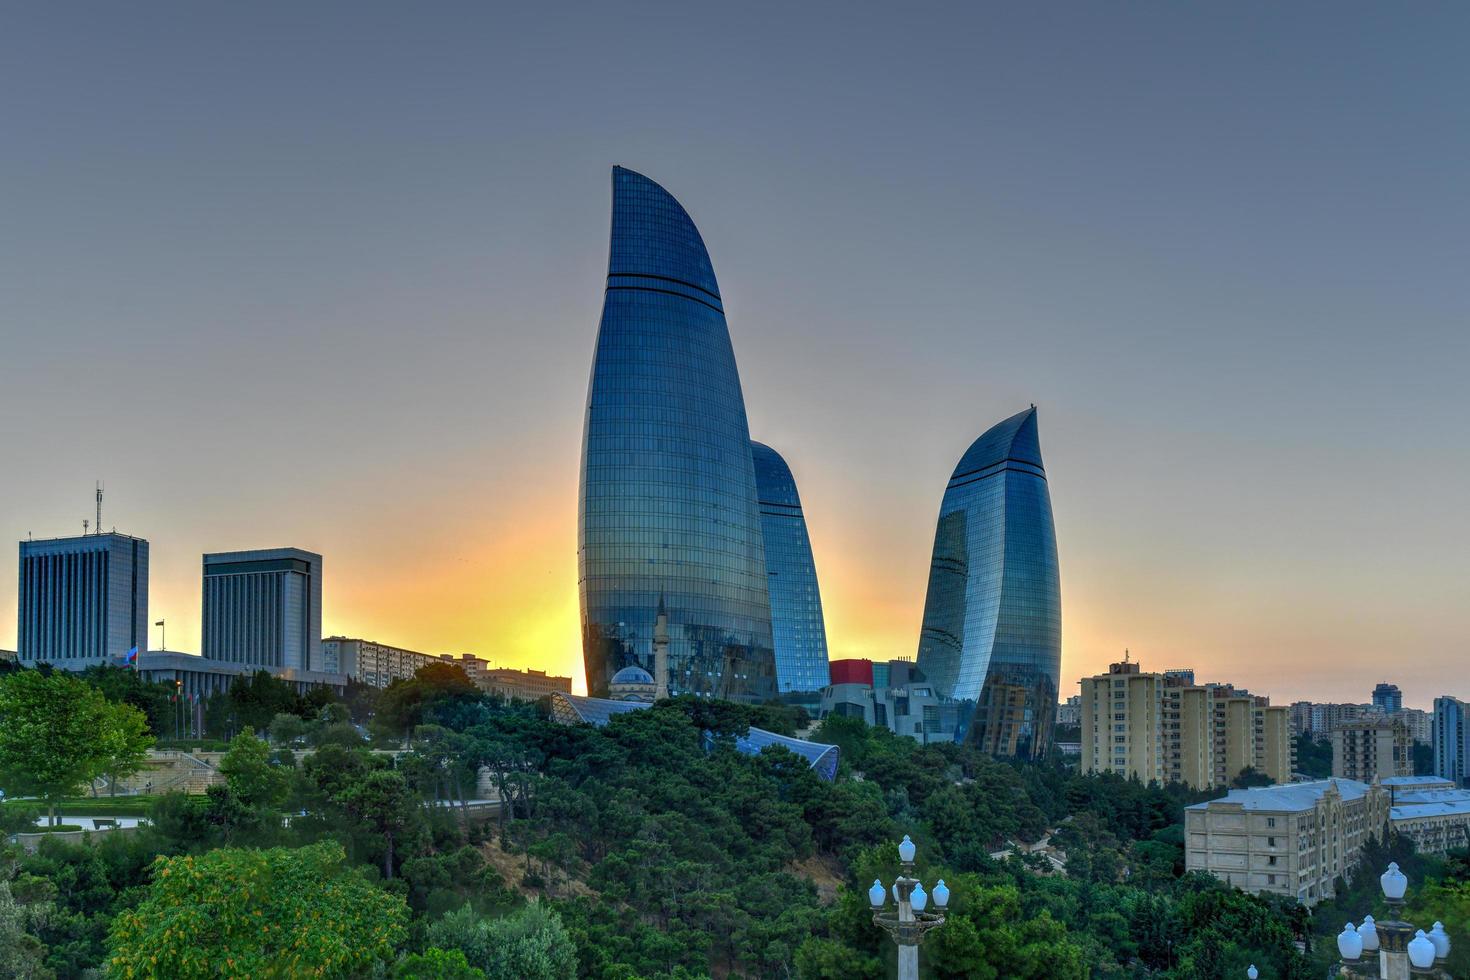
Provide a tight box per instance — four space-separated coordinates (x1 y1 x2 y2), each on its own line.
52 795 202 817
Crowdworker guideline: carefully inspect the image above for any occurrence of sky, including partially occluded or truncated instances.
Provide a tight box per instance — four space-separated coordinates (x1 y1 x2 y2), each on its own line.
1 2 1467 708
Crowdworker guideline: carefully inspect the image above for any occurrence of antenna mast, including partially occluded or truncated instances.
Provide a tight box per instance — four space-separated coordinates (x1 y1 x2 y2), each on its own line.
95 481 103 535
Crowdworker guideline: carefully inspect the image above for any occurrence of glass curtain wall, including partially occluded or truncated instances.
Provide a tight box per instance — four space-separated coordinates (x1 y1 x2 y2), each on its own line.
750 441 831 694
915 407 1061 757
579 167 776 702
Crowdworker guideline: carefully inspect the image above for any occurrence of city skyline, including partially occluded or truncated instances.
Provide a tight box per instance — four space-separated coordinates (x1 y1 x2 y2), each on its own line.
3 4 1468 707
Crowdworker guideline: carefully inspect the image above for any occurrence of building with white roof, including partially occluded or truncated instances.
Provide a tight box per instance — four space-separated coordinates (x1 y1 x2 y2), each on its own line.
1185 778 1389 905
1187 776 1470 905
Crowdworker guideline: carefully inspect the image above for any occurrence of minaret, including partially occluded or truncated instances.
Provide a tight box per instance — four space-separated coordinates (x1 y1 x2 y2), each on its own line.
653 595 670 700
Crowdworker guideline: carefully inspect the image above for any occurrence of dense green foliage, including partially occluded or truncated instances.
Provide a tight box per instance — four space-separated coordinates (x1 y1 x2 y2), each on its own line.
1 660 1464 978
0 670 153 825
1293 733 1332 778
108 841 407 977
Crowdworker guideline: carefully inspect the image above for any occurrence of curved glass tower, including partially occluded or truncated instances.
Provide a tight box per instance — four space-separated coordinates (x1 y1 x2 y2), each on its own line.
750 441 831 694
579 167 776 702
915 407 1061 757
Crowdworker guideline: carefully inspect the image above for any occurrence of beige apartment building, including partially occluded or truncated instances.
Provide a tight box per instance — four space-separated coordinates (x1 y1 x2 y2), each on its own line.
322 636 436 687
1081 660 1166 783
1185 779 1390 905
481 666 573 702
1332 717 1411 781
1082 659 1293 790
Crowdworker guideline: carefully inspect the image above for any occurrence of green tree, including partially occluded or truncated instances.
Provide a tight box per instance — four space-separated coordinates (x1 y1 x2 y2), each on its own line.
0 877 54 980
218 733 289 809
267 713 308 747
107 841 407 978
335 768 423 880
393 947 484 979
0 670 153 825
427 902 576 980
79 664 175 740
98 697 154 796
1406 878 1469 976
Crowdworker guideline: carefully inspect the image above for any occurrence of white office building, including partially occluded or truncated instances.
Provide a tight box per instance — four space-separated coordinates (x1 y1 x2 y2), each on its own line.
17 532 149 669
202 548 322 671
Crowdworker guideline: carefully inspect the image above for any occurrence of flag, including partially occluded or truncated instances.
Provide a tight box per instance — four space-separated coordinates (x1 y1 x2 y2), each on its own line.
125 646 138 664
154 620 164 627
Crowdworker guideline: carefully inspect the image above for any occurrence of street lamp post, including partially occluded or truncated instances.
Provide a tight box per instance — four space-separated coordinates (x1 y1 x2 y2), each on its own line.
1335 863 1453 979
869 835 948 980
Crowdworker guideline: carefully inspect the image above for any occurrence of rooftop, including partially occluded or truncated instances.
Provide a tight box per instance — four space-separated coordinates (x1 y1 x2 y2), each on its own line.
20 531 147 548
1186 778 1371 813
1391 798 1470 821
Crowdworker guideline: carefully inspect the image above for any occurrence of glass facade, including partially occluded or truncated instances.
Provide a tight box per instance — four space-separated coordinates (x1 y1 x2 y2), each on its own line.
915 407 1061 757
579 167 776 702
750 441 831 694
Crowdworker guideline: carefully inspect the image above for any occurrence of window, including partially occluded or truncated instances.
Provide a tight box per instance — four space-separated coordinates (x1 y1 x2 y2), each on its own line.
1267 818 1276 828
1268 836 1276 847
1268 856 1277 866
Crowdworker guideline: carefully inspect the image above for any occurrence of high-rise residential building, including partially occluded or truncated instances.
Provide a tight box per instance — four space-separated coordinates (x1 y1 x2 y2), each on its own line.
1080 659 1291 789
817 658 962 743
1185 779 1391 906
322 636 436 687
578 167 776 703
1082 659 1165 783
1433 697 1469 786
1372 682 1403 715
1289 701 1314 737
202 548 322 671
17 532 148 669
1290 701 1380 740
915 407 1061 757
1332 717 1412 782
750 441 830 695
1392 707 1432 746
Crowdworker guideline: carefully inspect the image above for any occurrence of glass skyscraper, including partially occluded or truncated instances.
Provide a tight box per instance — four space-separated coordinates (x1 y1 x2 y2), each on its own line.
750 441 831 694
579 167 777 702
915 407 1061 757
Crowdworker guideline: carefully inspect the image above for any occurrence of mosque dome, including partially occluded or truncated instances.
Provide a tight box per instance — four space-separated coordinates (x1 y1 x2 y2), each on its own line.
611 665 654 686
609 664 659 702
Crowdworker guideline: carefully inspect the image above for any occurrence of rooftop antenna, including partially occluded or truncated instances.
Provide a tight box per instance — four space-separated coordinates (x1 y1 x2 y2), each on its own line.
95 481 103 535
1124 648 1130 663
83 519 90 535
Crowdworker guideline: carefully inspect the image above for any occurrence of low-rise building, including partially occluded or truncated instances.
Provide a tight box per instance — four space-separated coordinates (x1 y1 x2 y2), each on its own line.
1185 779 1390 905
1390 798 1470 857
1056 695 1081 728
1187 776 1470 902
135 650 347 698
1332 717 1411 781
817 658 961 743
437 653 491 687
479 666 573 702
